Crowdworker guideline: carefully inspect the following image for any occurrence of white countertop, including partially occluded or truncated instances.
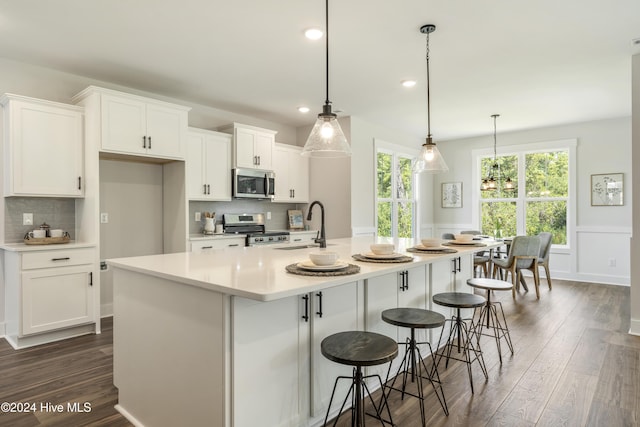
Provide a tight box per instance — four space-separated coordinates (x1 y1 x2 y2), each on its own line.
108 236 500 302
1 241 96 252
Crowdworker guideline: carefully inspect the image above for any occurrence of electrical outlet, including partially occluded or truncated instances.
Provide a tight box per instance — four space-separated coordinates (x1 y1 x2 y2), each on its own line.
608 258 616 267
23 213 33 226
267 211 272 220
195 212 201 222
100 213 109 224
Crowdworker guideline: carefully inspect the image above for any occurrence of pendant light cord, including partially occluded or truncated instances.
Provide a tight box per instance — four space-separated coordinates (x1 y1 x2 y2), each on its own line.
325 0 330 106
493 114 497 161
426 31 431 138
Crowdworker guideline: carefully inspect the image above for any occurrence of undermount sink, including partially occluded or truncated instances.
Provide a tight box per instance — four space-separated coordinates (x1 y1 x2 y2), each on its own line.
274 244 335 250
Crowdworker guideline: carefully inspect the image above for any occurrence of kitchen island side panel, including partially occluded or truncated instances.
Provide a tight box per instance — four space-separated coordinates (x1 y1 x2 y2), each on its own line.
113 268 227 427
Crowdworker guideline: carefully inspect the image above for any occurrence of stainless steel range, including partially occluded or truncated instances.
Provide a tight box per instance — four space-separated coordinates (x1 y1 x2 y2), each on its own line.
222 213 290 246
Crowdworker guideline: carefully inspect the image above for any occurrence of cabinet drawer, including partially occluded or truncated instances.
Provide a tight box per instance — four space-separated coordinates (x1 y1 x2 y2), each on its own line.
191 239 244 251
22 248 94 270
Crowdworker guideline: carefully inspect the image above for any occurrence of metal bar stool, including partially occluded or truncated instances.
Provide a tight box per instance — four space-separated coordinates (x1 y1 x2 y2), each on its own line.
321 331 398 427
380 308 448 426
432 292 488 393
467 278 514 363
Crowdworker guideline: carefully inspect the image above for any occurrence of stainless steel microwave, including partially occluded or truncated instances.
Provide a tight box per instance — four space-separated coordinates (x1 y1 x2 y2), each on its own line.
232 168 275 199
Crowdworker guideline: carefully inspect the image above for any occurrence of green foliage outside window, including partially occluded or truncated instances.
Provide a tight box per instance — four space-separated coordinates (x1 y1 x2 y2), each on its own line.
376 151 414 239
479 150 569 245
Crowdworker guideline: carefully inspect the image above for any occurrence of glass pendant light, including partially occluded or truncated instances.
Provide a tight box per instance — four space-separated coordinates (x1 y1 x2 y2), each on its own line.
413 24 448 174
481 114 514 192
301 0 351 158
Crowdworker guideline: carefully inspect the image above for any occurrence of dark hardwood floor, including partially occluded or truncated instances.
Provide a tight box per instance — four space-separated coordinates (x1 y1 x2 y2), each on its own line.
0 279 637 426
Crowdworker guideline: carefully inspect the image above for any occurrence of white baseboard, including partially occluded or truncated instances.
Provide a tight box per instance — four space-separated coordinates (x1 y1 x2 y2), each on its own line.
629 318 640 336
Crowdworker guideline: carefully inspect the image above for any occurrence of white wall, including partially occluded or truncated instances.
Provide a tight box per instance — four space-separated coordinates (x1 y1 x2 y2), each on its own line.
435 117 632 285
630 53 640 335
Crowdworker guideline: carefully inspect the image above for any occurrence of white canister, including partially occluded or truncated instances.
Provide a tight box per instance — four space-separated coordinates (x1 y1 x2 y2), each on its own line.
204 218 215 233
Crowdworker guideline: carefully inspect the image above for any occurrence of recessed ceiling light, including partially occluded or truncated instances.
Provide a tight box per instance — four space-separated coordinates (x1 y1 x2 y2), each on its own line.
401 80 417 88
298 106 310 113
304 28 324 40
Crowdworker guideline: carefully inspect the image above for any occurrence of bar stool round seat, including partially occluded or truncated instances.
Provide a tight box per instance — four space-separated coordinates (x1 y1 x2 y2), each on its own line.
381 308 448 425
467 278 515 363
432 292 488 393
321 331 398 426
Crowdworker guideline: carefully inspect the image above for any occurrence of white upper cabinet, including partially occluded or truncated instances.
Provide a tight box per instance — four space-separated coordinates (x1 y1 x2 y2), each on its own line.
74 86 190 160
273 143 309 203
220 123 277 170
1 94 84 197
186 128 232 201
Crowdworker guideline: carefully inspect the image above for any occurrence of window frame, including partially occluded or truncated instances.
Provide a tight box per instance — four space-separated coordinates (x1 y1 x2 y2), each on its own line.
471 139 576 251
374 139 418 240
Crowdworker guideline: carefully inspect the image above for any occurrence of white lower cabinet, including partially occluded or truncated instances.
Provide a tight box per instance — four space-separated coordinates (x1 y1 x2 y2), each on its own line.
365 266 427 377
309 281 361 419
232 295 309 427
3 246 98 349
429 254 474 343
289 231 319 245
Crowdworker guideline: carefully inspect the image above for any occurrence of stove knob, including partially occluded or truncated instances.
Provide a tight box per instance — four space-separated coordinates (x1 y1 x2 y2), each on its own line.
268 236 274 241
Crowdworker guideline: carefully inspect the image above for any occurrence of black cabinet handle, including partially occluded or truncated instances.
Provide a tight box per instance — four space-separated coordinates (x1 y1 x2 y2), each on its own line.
78 176 82 190
201 246 213 249
302 295 309 322
404 270 409 290
143 136 147 148
148 136 152 149
257 155 261 165
228 244 239 247
89 271 93 286
203 184 207 195
52 257 70 261
316 291 323 318
253 155 258 165
207 184 210 195
457 257 462 272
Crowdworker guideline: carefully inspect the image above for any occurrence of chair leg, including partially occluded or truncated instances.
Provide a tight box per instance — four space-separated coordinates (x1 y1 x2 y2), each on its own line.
482 263 488 278
533 265 541 299
543 264 552 289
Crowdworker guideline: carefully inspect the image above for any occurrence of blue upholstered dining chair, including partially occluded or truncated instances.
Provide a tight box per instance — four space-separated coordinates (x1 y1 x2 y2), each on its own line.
537 232 553 290
492 235 542 298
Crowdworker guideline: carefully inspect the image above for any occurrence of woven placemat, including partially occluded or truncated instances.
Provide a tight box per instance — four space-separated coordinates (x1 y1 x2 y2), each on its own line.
442 242 486 247
351 254 413 263
407 247 458 254
285 263 361 276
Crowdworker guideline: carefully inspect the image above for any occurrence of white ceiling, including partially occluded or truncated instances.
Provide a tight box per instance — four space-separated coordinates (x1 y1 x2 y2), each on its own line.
1 0 639 140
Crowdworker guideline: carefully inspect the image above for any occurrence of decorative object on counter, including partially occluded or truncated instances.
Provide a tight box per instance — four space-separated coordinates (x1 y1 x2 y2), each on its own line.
301 0 351 158
421 238 442 247
352 253 413 263
285 262 360 276
591 172 623 206
441 182 462 208
407 246 457 254
308 251 339 266
203 212 216 235
412 24 448 174
38 222 51 237
370 243 395 255
287 209 304 230
24 231 70 245
481 114 515 193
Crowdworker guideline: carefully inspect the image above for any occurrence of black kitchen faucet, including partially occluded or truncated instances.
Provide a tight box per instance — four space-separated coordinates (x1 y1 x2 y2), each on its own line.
307 201 326 248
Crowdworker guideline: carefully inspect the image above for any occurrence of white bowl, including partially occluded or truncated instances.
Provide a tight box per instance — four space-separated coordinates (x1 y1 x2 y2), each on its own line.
420 238 441 247
454 234 474 242
370 243 395 255
309 251 339 266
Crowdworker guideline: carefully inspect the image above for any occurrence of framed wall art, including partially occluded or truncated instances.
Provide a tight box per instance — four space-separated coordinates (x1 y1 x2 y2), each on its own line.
287 209 305 229
442 182 462 208
591 173 623 206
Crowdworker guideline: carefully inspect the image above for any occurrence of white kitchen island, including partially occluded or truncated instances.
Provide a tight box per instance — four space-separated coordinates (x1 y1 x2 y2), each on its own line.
108 236 498 427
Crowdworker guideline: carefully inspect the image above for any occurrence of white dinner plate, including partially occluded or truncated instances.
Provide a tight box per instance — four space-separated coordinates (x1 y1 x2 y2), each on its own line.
413 244 446 251
448 240 481 245
363 252 405 259
297 260 349 271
